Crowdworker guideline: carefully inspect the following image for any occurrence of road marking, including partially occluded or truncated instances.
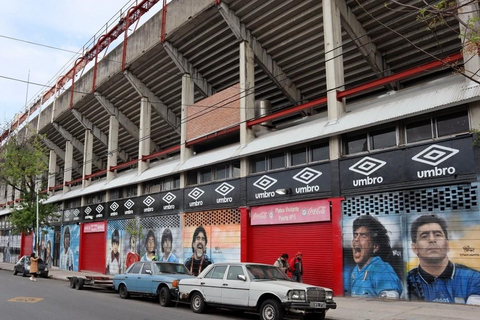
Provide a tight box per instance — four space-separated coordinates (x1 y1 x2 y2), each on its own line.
8 297 43 303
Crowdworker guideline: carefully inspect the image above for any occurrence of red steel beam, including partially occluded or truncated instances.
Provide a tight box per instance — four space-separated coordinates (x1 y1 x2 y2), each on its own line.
142 145 181 161
337 53 463 100
160 0 167 43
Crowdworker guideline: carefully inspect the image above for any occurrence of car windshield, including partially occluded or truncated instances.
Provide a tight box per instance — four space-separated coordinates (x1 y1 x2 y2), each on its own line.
153 263 190 275
246 264 291 281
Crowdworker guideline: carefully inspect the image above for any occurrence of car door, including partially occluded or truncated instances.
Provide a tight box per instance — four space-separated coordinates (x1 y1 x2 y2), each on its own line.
200 265 227 303
221 265 250 306
136 262 154 293
123 262 143 292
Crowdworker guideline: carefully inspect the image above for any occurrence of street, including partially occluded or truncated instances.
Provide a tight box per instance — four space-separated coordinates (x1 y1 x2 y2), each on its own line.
0 269 251 320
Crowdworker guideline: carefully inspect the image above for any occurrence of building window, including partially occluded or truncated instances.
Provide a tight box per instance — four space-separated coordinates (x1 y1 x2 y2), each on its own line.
187 161 240 186
269 152 286 170
291 148 307 166
344 126 397 155
311 143 329 162
406 109 469 143
253 156 267 172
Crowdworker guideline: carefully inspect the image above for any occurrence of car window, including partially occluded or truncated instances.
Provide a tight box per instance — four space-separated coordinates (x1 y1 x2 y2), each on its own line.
204 267 215 279
142 263 152 274
173 264 190 274
129 263 142 274
246 265 290 280
227 266 244 280
211 266 227 279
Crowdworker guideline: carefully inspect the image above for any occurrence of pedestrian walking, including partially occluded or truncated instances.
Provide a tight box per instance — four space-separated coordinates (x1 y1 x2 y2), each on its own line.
29 252 39 281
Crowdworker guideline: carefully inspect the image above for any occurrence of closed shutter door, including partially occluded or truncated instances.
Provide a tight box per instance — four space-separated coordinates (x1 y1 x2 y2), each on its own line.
250 222 333 288
81 232 105 273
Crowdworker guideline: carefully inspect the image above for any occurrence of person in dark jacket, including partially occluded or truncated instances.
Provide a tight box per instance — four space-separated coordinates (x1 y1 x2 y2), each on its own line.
289 252 303 282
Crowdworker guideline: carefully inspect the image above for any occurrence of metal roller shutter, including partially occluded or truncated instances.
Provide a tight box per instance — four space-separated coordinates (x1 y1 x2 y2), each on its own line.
81 232 105 273
250 222 333 288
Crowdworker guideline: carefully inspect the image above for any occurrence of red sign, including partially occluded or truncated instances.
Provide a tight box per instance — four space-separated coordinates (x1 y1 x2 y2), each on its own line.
250 199 330 226
83 222 105 233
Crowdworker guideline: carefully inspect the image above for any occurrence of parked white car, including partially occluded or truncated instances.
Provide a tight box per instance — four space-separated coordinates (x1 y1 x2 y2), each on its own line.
177 262 336 320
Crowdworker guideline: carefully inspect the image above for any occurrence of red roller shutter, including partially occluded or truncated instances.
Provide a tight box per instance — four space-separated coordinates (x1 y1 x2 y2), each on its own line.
81 231 105 273
250 222 333 289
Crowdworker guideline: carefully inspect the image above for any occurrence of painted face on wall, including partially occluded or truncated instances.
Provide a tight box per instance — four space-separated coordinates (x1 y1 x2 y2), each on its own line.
163 238 172 256
112 241 119 254
146 235 155 254
193 231 206 259
130 237 136 251
412 222 450 263
352 226 377 268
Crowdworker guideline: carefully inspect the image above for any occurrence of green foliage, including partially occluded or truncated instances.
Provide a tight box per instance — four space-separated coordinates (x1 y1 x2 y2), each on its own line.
125 217 143 241
0 133 57 235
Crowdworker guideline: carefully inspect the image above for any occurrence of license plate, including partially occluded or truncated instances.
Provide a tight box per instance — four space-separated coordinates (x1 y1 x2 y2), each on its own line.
310 301 326 308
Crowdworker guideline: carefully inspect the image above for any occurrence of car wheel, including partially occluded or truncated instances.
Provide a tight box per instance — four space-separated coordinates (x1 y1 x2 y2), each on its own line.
13 268 18 276
191 292 206 313
22 269 27 277
75 278 84 290
304 311 326 320
119 284 129 299
260 299 283 320
69 277 77 289
159 287 172 307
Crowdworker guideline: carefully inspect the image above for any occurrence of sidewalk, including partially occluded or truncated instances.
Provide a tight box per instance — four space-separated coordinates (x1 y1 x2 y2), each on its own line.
1 261 479 319
0 261 106 282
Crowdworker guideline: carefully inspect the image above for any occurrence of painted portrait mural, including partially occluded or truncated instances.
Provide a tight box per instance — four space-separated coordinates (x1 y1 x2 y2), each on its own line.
406 212 480 305
182 223 241 276
60 224 79 271
39 226 55 269
343 185 480 305
342 215 404 299
106 215 182 274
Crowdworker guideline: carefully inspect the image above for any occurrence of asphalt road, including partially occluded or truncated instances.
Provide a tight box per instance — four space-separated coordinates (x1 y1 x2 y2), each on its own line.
0 269 254 320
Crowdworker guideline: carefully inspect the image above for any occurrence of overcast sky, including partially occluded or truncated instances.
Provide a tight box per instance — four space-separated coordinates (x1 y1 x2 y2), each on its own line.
0 0 162 128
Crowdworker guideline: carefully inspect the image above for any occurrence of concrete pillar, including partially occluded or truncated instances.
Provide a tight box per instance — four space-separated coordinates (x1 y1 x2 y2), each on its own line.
6 185 13 206
459 0 480 82
323 0 345 160
239 41 255 148
63 141 73 193
138 97 151 174
107 115 119 182
180 74 195 188
48 150 57 196
181 74 194 163
82 130 93 188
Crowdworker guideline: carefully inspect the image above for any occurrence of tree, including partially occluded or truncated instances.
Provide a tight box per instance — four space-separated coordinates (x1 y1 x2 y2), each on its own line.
0 132 58 241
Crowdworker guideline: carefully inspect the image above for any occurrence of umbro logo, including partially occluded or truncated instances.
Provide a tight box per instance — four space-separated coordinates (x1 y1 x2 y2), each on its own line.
412 145 459 166
293 168 322 184
162 192 176 204
215 182 235 197
124 199 134 210
143 196 155 207
253 175 277 191
188 187 205 200
349 157 386 176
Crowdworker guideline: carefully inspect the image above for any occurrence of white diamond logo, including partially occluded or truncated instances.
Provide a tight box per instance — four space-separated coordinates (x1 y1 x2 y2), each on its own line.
84 207 92 215
65 210 71 218
188 188 205 200
293 167 322 185
110 202 119 211
412 144 459 166
215 182 235 196
143 196 155 207
124 199 134 210
349 157 387 176
253 175 278 191
162 192 176 204
73 209 80 217
96 204 104 213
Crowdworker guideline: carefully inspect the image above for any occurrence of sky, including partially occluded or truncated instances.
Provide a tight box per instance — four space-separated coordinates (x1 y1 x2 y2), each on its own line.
0 0 163 129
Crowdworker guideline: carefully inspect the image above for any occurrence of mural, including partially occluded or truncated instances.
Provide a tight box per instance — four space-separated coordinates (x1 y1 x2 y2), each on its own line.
406 212 480 305
182 224 240 276
106 215 182 275
343 215 404 299
0 231 20 263
39 227 54 269
60 224 79 271
343 209 480 305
